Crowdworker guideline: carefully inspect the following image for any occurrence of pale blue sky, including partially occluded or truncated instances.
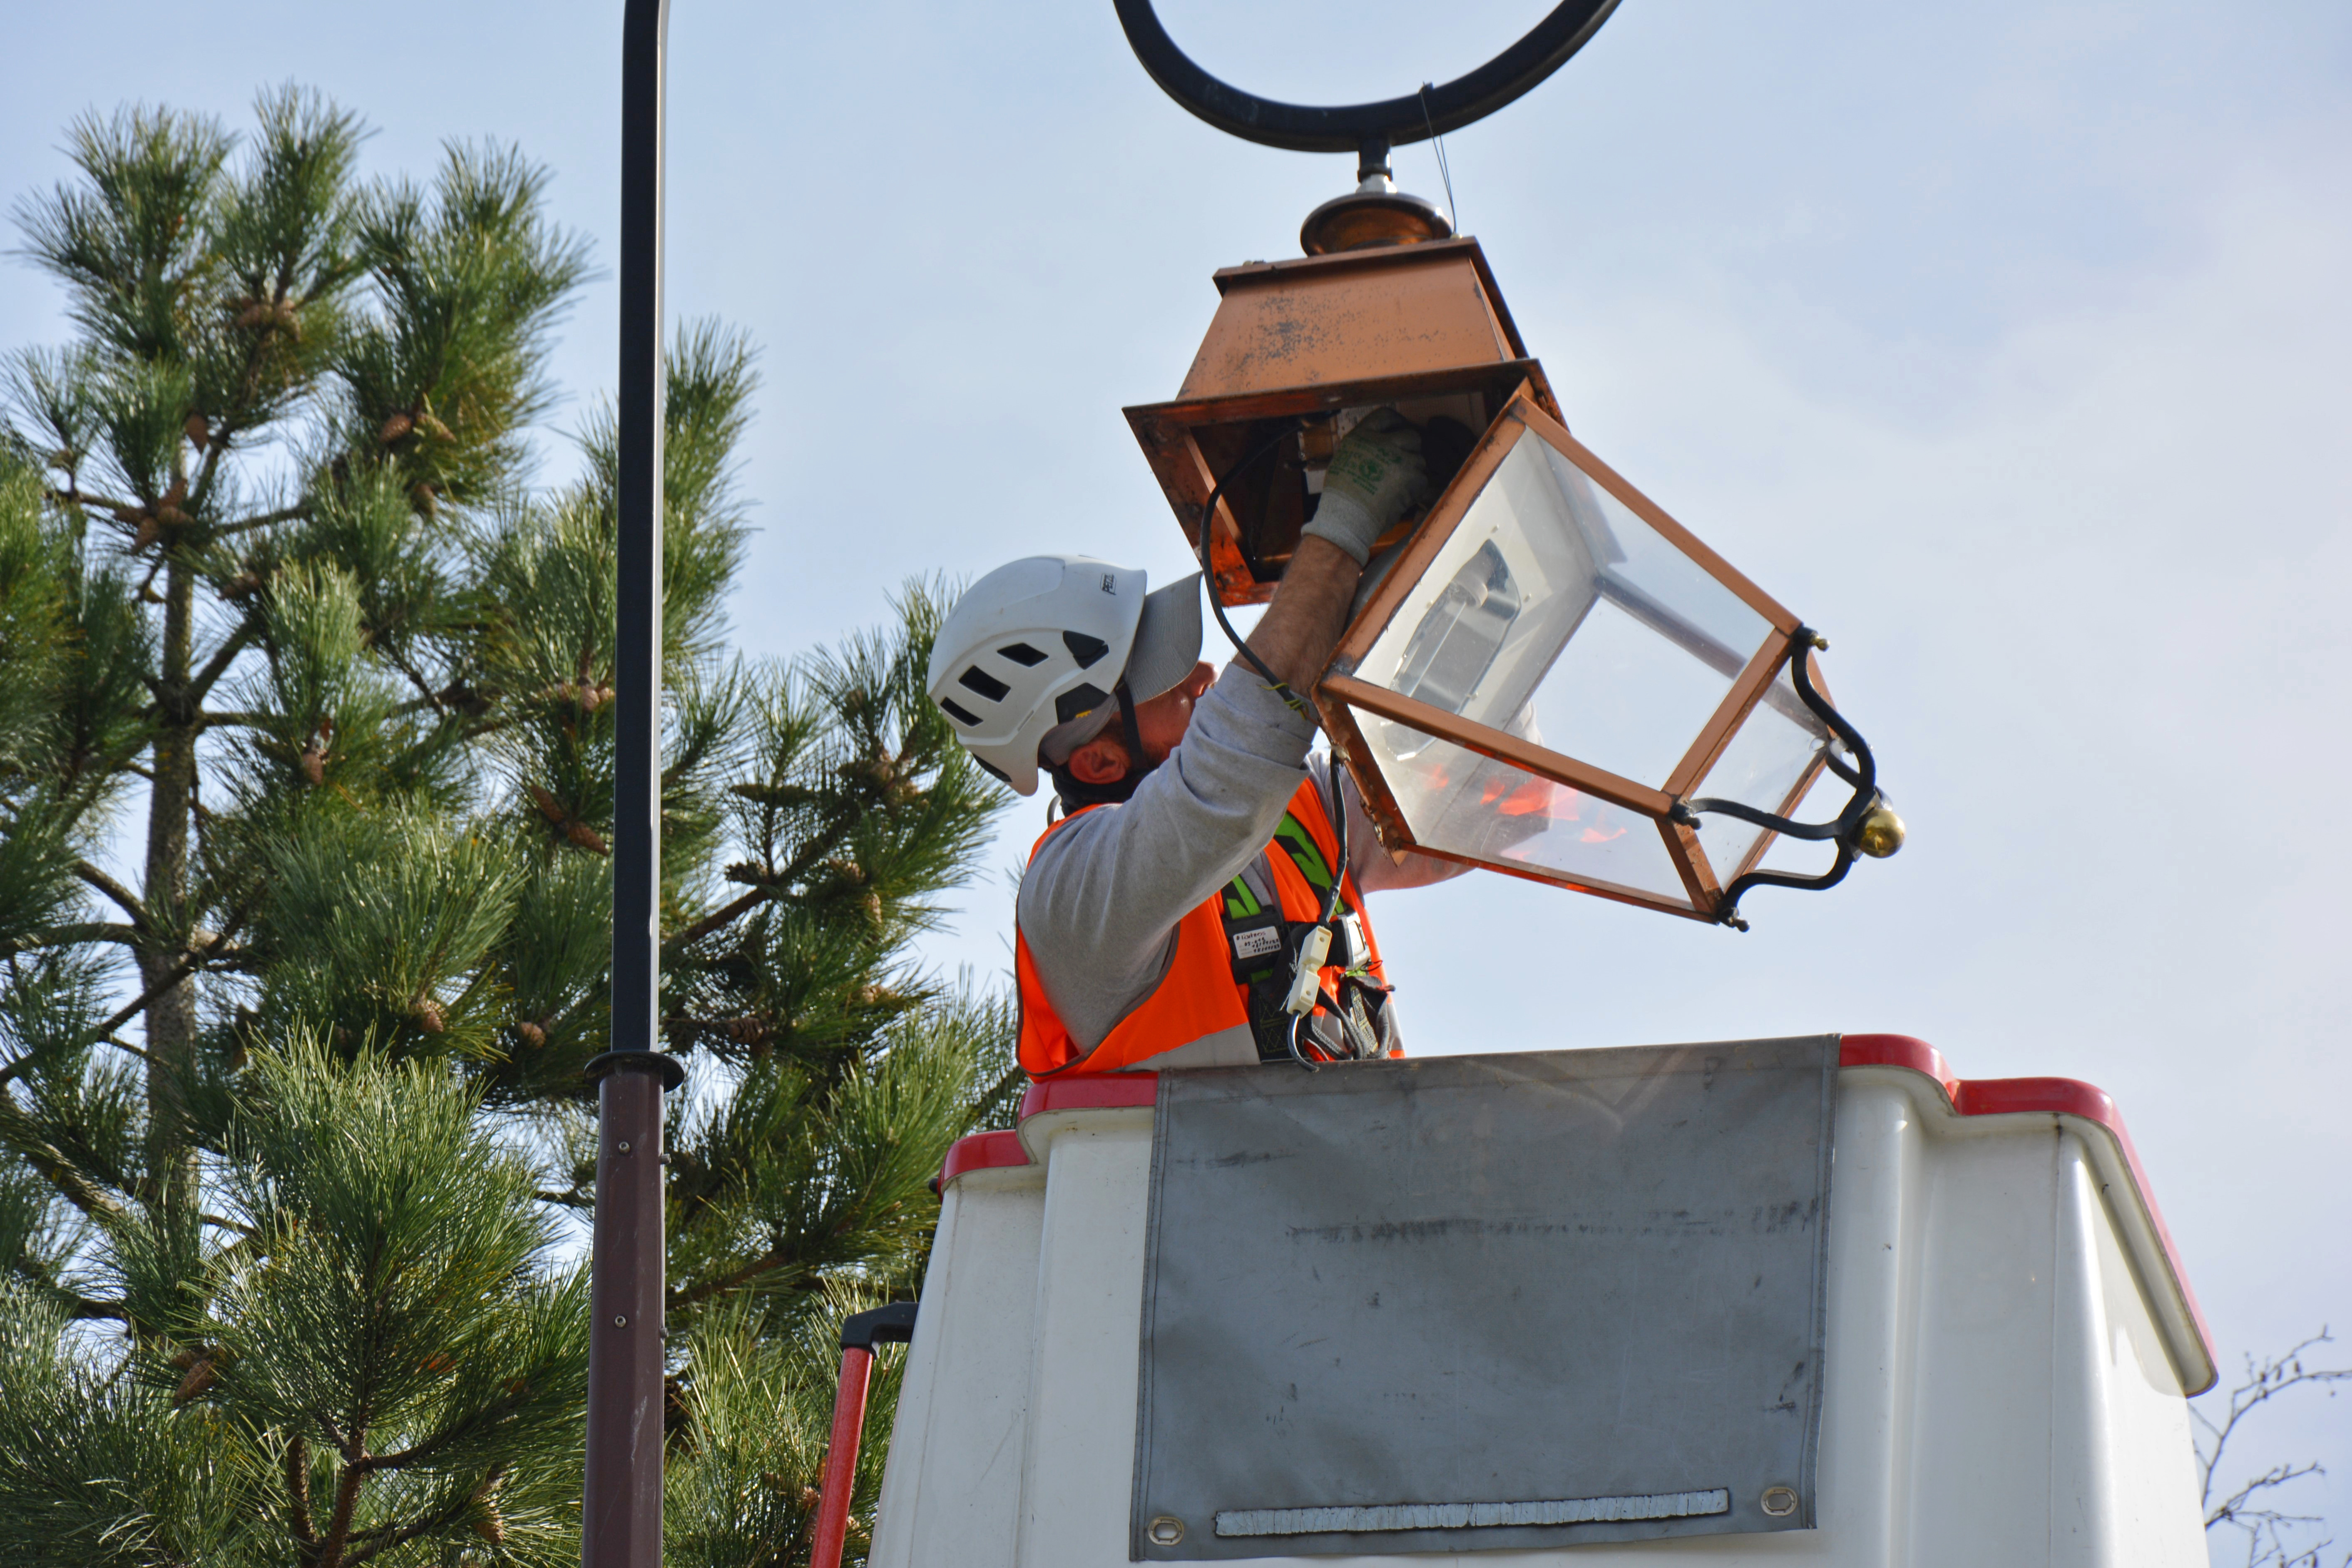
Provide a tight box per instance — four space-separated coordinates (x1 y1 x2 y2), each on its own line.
5 1 2348 1541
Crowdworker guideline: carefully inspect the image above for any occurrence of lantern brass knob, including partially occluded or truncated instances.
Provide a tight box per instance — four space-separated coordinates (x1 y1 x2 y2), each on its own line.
1852 799 1905 859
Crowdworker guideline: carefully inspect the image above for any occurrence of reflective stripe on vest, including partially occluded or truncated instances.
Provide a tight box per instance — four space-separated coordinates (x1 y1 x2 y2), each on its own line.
1015 776 1387 1078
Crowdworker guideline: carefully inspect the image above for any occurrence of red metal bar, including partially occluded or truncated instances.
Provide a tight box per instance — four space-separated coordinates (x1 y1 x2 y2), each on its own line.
810 1346 876 1568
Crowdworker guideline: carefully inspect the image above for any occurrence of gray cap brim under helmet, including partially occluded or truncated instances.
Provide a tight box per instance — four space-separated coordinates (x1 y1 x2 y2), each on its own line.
1037 572 1203 765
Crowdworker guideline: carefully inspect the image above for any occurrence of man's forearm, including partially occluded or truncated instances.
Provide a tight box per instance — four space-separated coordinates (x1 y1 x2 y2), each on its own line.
1243 534 1362 697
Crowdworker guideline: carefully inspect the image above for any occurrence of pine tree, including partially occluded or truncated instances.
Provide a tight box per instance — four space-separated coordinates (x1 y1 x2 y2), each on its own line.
0 89 1010 1565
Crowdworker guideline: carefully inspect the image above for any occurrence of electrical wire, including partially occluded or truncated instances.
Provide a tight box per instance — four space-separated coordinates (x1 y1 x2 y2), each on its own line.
1419 83 1458 232
1194 424 1303 700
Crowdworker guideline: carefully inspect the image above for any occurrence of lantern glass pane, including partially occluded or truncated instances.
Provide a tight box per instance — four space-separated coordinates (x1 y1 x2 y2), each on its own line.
1692 676 1832 880
1357 428 1773 791
1346 707 1692 906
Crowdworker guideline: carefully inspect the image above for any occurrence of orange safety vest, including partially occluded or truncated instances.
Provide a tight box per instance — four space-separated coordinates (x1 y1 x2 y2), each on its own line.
1016 777 1393 1078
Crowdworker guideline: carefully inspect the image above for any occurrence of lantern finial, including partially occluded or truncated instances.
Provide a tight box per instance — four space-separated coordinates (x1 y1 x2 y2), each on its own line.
1300 137 1454 256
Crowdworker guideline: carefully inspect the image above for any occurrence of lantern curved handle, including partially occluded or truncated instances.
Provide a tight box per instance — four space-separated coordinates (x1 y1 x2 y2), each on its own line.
1680 628 1902 931
1111 0 1624 159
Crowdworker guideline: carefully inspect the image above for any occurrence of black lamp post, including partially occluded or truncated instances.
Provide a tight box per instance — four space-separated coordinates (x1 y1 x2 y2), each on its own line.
583 1 682 1564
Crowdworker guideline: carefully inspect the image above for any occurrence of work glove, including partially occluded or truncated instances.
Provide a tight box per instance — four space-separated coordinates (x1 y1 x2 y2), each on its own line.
1302 408 1430 565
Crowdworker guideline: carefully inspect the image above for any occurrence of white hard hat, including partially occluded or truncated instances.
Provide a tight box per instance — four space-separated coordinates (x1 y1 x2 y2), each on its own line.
928 555 1203 797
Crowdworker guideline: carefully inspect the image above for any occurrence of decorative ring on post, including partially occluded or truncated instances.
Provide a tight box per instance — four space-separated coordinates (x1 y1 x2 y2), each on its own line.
1113 0 1624 253
1111 0 1624 154
584 1049 688 1090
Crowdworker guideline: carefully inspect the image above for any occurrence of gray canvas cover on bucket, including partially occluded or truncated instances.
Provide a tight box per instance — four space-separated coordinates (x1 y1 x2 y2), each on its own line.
1131 1038 1838 1559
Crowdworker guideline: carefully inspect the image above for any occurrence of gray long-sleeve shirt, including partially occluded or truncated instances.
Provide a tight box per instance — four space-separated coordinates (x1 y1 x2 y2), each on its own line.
1017 665 1463 1064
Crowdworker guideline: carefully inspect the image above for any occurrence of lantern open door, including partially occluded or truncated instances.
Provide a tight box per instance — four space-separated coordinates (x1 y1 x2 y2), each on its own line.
1319 388 1847 922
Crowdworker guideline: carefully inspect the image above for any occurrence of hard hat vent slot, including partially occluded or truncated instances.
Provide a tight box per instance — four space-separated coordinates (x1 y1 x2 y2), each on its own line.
938 698 981 728
1056 684 1110 725
997 641 1049 666
1064 631 1111 668
957 666 1011 702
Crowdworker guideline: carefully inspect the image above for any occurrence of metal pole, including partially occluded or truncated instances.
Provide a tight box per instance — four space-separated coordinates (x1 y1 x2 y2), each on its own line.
585 0 676 1563
808 1347 875 1568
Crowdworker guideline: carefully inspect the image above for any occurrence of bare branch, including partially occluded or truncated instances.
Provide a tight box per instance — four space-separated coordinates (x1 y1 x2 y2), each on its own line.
2195 1328 2352 1568
211 503 306 539
0 921 146 956
0 1079 127 1222
72 861 149 927
81 909 251 1044
667 886 770 950
186 620 257 705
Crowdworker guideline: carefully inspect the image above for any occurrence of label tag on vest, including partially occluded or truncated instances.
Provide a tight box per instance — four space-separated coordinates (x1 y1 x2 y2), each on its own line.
1232 927 1281 960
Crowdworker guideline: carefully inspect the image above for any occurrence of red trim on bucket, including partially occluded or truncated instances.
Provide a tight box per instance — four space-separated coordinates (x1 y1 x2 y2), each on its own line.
1018 1075 1159 1119
1838 1034 2213 1385
934 1129 1030 1193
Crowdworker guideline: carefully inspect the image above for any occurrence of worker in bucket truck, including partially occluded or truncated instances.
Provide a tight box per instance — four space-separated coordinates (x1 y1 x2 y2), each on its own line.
927 411 1467 1078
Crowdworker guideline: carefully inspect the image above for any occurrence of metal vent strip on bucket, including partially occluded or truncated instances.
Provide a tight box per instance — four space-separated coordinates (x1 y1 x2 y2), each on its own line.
1217 1487 1732 1538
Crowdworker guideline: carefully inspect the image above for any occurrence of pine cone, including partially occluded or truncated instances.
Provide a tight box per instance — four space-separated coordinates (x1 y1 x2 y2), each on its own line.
527 785 567 824
132 516 162 551
184 414 210 450
565 820 611 856
516 1020 547 1049
378 410 415 445
718 1016 773 1046
470 1469 508 1545
172 1357 217 1404
220 572 262 601
234 299 274 331
156 505 191 529
413 999 445 1034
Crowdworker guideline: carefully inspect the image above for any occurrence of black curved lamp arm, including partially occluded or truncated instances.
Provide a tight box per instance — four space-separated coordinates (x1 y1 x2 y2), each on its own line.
1680 627 1889 929
1711 842 1862 932
1111 0 1623 159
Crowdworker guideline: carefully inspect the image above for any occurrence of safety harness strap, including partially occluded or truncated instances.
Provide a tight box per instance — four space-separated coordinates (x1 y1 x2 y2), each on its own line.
1218 810 1391 1062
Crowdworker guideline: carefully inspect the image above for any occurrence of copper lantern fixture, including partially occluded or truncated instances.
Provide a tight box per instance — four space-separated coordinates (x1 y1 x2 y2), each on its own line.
1126 241 1901 930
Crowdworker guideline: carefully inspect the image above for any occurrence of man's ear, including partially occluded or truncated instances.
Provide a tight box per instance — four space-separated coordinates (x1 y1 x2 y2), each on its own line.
1066 735 1130 786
